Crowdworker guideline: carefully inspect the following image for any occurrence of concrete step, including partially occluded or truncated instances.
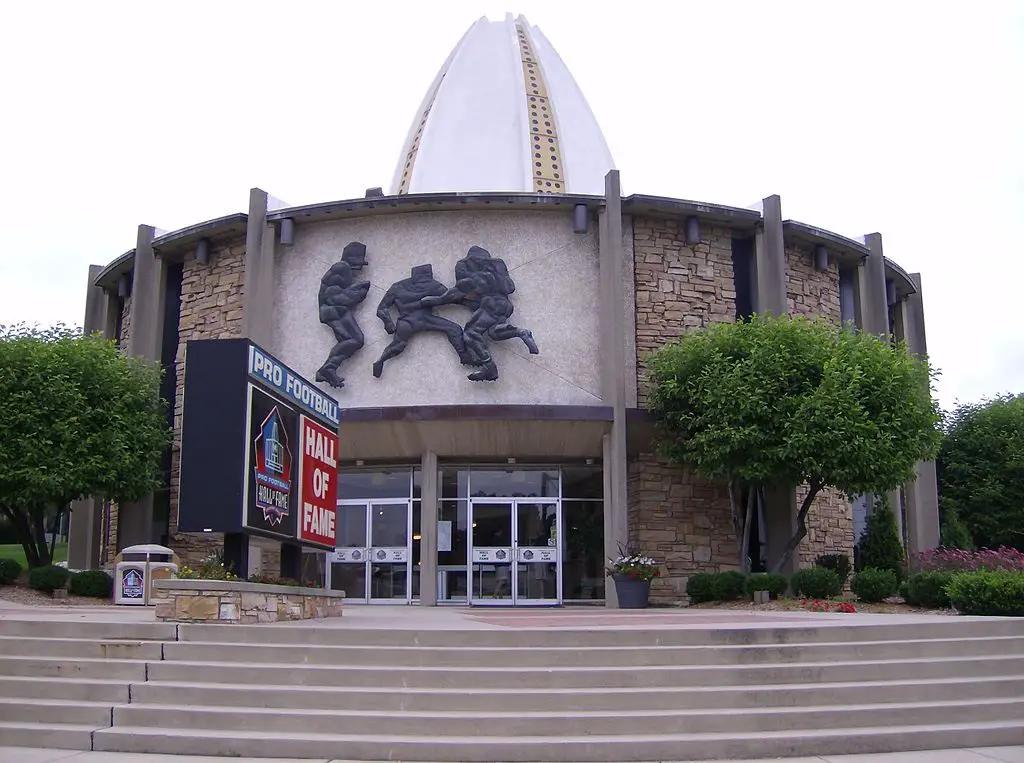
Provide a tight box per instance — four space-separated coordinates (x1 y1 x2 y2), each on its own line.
144 653 1024 689
127 674 1024 712
90 719 1024 761
0 656 147 681
0 636 164 660
0 620 175 641
0 697 113 725
0 721 97 752
160 635 1024 668
174 619 1024 647
0 676 130 703
110 697 1024 736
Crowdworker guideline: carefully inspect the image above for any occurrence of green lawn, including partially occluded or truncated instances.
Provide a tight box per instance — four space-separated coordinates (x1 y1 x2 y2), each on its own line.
0 542 68 569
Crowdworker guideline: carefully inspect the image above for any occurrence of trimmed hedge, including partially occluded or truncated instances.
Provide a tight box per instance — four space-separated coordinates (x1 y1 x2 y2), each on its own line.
686 573 715 603
709 571 747 601
28 565 69 593
851 568 897 602
947 571 1024 617
69 570 113 598
904 571 954 609
815 553 852 587
744 572 788 598
0 558 22 585
791 567 842 599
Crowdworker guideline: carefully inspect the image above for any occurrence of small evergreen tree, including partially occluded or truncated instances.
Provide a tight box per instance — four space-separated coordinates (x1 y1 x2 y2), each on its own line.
856 495 906 580
940 507 974 550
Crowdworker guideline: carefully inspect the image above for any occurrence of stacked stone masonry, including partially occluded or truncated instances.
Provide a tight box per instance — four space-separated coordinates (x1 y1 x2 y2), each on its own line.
785 244 842 322
167 240 253 570
797 485 856 569
633 217 736 407
153 580 343 624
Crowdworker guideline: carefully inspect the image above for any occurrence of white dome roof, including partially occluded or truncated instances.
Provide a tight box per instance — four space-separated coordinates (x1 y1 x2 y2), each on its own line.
390 14 615 196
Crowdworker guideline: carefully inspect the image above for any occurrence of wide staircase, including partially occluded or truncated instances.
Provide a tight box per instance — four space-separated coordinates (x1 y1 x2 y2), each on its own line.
1 615 1023 760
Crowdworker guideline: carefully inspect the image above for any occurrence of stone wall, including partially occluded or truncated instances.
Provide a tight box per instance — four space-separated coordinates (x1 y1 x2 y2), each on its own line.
627 453 737 604
153 579 343 624
167 239 249 569
785 243 841 322
633 217 736 406
797 485 856 569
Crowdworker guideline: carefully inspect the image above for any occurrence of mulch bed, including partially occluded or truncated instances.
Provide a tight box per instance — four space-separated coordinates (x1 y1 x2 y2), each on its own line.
687 597 956 615
0 579 114 607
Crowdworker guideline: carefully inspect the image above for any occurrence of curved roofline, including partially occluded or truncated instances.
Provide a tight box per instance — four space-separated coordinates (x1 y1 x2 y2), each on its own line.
884 257 918 298
93 191 919 300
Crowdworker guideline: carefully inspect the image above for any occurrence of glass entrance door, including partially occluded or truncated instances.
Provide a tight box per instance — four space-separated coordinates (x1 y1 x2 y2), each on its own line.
468 500 560 606
328 500 411 603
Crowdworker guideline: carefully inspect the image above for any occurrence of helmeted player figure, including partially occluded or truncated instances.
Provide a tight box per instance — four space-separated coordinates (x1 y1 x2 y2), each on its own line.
315 242 371 388
421 246 538 381
372 264 474 378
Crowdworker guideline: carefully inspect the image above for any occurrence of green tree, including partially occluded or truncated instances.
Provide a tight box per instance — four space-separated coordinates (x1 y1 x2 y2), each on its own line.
938 394 1024 550
646 314 941 573
0 324 171 568
855 495 906 579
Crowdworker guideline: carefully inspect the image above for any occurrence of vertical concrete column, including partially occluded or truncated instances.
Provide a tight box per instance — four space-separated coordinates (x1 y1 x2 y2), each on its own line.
859 233 890 338
753 196 799 565
754 195 787 315
243 188 276 347
69 265 116 569
902 273 940 552
419 451 439 606
598 170 628 607
119 225 166 550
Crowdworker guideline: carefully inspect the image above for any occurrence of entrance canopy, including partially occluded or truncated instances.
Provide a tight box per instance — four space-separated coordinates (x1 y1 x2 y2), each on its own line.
336 404 613 460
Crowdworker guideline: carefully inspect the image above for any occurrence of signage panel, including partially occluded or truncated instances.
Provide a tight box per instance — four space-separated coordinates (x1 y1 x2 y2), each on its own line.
472 547 512 563
330 548 366 563
297 416 339 549
242 385 298 541
369 547 408 563
518 547 557 563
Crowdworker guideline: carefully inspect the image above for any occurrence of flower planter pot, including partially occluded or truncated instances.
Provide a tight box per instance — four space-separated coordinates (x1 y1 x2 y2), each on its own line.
613 574 651 609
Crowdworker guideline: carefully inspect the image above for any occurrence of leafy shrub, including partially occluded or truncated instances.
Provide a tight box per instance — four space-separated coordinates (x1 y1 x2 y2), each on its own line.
791 567 842 599
177 551 238 581
709 571 747 601
904 571 954 609
69 570 113 598
247 574 301 587
851 568 897 602
939 508 974 550
899 580 910 600
28 565 69 593
0 558 22 585
686 573 715 603
856 497 906 581
744 572 788 598
946 571 1024 617
815 553 852 586
908 546 1024 573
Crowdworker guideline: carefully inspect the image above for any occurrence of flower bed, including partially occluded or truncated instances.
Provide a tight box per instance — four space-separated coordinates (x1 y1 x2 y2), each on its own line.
152 579 343 623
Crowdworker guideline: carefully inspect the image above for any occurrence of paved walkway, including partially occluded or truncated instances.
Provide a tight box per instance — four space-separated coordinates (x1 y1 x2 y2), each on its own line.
2 745 1023 762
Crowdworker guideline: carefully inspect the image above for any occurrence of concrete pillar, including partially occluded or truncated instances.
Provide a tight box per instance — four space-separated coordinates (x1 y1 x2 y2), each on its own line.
598 170 628 607
754 195 787 315
243 188 276 347
69 265 115 570
860 233 890 338
903 272 940 552
764 484 798 576
118 225 165 550
418 451 439 606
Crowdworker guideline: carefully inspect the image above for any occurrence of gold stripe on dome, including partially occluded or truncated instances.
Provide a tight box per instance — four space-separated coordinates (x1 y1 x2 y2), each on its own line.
516 23 565 194
397 74 448 195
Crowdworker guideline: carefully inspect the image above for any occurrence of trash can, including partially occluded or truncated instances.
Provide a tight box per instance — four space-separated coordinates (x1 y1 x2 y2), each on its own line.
114 544 179 606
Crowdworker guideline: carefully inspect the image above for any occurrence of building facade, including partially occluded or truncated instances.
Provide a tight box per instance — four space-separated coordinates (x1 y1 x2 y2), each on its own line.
67 14 939 606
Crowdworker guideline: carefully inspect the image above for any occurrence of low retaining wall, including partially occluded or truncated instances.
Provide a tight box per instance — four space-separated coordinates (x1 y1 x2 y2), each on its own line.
152 579 344 623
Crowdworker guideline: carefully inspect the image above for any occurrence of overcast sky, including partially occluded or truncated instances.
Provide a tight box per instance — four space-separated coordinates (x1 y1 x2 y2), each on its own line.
1 1 1020 410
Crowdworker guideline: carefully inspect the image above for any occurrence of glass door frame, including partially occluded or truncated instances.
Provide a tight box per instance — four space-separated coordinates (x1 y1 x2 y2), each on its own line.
328 498 413 604
467 498 562 607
